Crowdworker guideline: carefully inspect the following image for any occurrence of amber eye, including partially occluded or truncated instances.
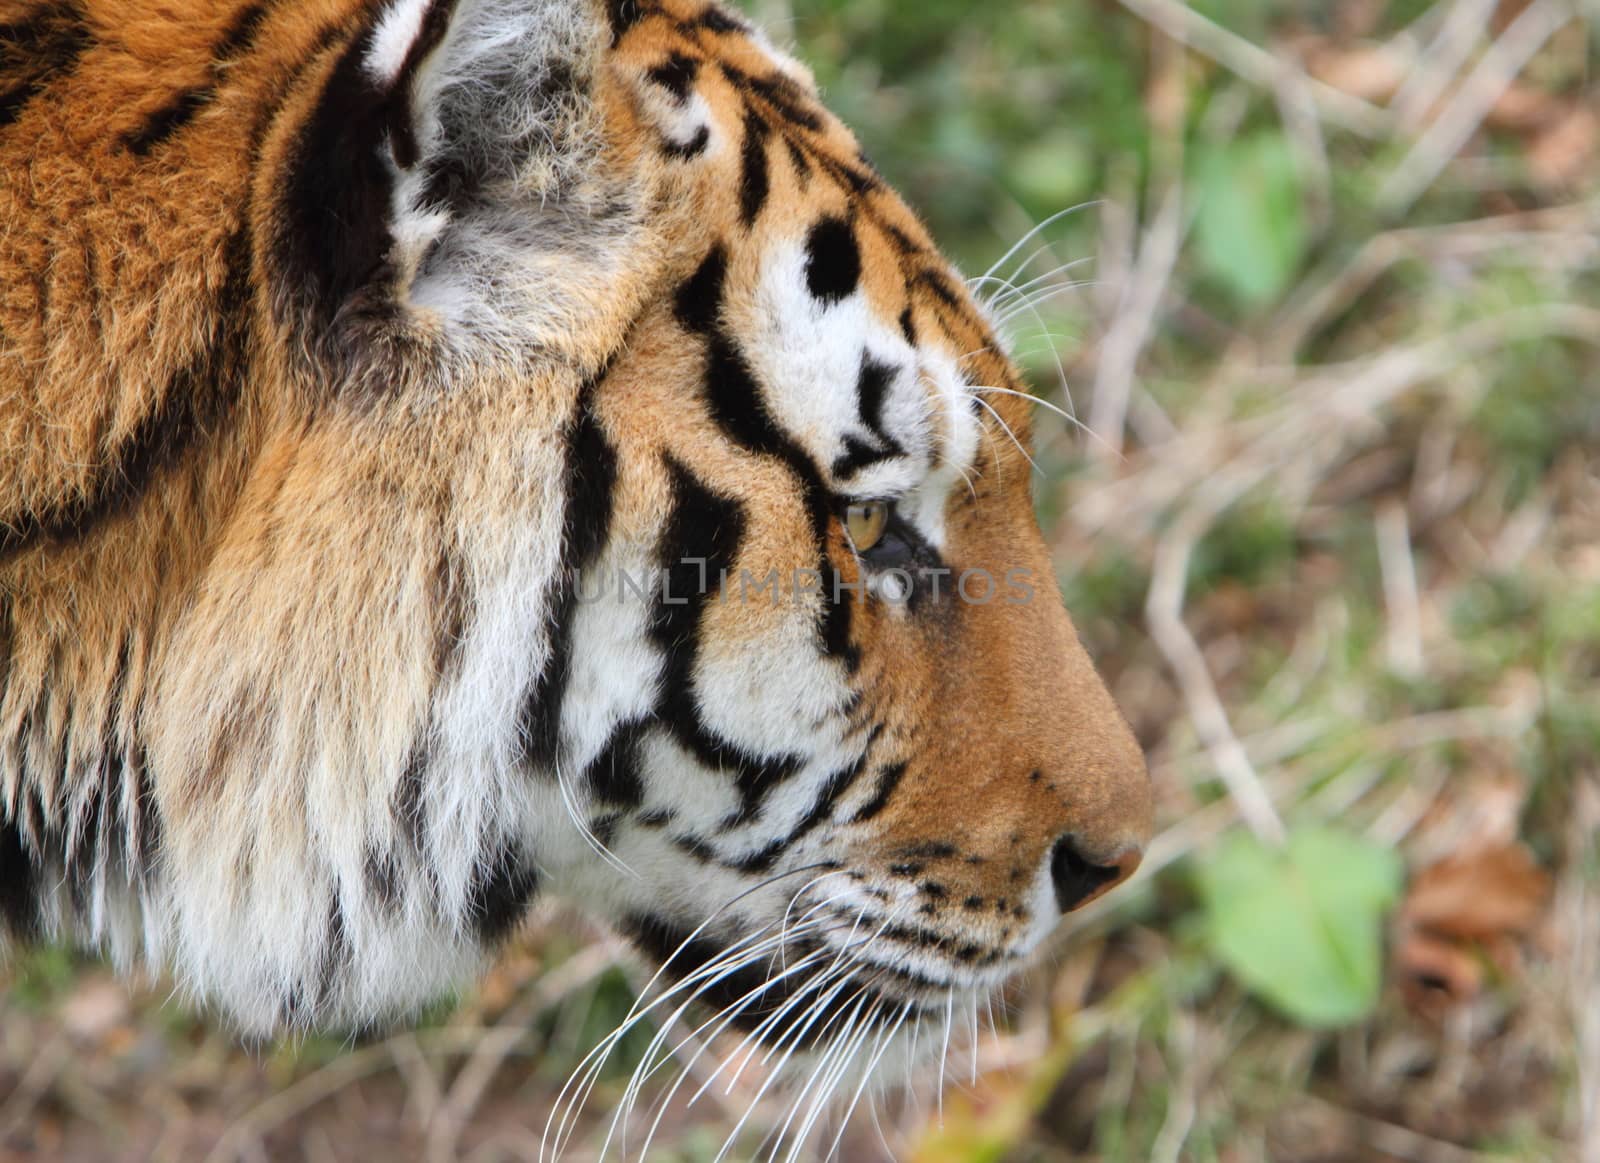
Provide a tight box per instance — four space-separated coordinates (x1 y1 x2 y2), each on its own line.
845 502 890 552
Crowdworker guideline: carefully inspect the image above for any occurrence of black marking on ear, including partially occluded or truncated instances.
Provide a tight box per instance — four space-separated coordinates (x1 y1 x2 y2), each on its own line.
467 844 540 942
0 3 90 131
844 762 907 825
519 380 619 773
661 123 710 160
0 816 40 939
804 215 861 304
279 19 396 328
0 226 253 560
674 245 727 333
647 52 699 100
384 0 459 170
737 107 770 227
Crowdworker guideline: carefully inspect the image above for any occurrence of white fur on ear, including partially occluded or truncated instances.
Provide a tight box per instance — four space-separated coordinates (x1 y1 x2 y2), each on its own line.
364 0 434 85
360 0 642 352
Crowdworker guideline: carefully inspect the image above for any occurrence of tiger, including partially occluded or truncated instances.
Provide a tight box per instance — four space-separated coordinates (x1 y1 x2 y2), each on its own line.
0 0 1152 1122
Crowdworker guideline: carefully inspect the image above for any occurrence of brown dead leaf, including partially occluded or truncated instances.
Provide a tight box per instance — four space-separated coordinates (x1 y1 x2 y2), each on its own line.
1403 844 1550 941
1396 931 1484 1017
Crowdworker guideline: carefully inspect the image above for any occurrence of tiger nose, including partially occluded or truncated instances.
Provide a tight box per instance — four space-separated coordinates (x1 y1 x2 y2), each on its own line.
1050 835 1143 913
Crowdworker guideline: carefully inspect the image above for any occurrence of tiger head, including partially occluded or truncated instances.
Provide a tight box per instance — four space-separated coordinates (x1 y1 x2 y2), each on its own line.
0 0 1152 1074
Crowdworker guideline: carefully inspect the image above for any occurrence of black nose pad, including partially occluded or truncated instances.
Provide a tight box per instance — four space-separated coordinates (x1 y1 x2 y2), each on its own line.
1050 836 1139 913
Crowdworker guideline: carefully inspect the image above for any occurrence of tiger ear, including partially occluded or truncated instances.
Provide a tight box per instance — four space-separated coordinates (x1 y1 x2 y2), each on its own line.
282 0 616 341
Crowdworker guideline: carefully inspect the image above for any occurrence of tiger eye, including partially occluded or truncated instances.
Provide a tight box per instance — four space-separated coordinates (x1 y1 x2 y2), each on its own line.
845 502 889 551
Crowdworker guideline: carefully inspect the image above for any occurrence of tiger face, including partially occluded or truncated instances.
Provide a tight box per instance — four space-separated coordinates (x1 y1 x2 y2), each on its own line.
0 0 1150 1080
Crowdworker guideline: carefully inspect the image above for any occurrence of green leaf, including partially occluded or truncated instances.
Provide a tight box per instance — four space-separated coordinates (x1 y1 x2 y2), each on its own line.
1193 133 1307 307
1197 826 1403 1027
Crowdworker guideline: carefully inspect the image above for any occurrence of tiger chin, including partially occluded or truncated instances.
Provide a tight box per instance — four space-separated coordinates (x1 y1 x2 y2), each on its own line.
0 0 1152 1133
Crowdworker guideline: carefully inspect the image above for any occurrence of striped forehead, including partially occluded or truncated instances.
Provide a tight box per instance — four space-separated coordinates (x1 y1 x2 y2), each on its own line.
611 3 1025 518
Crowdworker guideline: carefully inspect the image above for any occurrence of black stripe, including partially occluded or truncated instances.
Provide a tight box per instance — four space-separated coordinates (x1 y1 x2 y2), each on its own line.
856 357 901 448
674 245 727 334
364 845 402 915
0 2 89 131
740 69 824 133
119 2 274 155
581 718 648 808
686 259 858 671
785 138 811 183
661 123 709 160
129 743 160 878
737 107 770 227
392 742 431 858
0 227 253 560
467 843 540 942
651 459 804 815
385 0 459 169
216 3 271 60
122 87 214 155
804 215 861 304
518 381 619 773
692 7 746 34
898 306 917 345
0 815 40 939
606 0 649 44
646 52 699 100
700 750 872 875
830 359 907 480
845 761 907 824
316 894 350 1005
278 19 395 328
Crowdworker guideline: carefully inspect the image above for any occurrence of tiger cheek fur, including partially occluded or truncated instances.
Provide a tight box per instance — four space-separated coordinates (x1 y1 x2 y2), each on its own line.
0 0 1152 1070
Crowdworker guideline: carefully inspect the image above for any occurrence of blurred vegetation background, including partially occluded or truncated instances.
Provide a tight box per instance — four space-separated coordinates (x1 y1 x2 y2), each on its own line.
4 1 1598 1160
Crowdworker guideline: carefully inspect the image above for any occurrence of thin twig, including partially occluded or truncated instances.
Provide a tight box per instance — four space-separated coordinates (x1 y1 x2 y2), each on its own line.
1114 0 1396 137
1376 499 1424 678
424 942 622 1163
1090 185 1185 458
1378 0 1574 213
1389 0 1500 131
